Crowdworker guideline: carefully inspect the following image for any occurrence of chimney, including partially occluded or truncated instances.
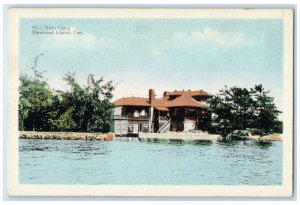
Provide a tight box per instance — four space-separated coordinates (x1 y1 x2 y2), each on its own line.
149 89 155 105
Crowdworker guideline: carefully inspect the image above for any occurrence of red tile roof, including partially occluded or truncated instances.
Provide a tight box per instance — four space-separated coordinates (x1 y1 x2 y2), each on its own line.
114 89 209 109
151 97 168 107
166 89 212 96
155 106 169 111
114 97 150 107
164 93 205 108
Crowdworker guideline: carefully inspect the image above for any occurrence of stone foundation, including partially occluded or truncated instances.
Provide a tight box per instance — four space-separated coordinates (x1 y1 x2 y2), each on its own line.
19 131 115 141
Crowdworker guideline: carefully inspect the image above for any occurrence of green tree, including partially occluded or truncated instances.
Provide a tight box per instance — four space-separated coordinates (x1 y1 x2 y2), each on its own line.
19 54 53 131
47 92 77 131
251 84 282 135
209 85 282 138
50 73 115 132
19 54 115 133
208 92 234 136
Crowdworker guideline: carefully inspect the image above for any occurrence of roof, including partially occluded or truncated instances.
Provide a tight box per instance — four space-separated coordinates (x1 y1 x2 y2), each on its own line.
113 97 150 107
114 89 209 109
151 96 169 111
154 106 169 111
151 97 168 107
164 93 205 108
166 90 212 97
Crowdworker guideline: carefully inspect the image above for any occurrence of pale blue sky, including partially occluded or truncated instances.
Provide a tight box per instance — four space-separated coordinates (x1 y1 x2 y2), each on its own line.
20 18 283 112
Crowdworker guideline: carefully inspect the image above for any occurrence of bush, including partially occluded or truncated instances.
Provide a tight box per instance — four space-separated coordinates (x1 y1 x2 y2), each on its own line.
226 130 251 141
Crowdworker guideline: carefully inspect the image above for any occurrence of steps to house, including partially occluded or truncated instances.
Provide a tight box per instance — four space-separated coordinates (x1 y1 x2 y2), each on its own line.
157 119 171 133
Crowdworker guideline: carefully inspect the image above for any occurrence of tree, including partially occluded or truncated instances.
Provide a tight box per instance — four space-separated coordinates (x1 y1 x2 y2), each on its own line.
19 54 53 131
209 85 282 138
49 73 115 132
208 94 234 136
19 54 115 133
47 92 77 131
251 84 282 135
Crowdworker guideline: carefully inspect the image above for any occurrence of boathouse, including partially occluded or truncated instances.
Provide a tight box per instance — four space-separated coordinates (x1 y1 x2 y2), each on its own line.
113 89 213 136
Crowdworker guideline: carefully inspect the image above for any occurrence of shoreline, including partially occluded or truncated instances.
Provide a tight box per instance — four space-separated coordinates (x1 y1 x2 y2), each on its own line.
138 132 222 142
19 131 115 141
18 131 282 142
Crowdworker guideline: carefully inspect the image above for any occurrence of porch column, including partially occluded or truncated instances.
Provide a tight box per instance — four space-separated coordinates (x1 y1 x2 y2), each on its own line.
149 107 154 132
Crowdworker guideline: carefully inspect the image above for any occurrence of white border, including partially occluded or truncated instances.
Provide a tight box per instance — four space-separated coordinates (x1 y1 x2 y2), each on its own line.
7 8 294 197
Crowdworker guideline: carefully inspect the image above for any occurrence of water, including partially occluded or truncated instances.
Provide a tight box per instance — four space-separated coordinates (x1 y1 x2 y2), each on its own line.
19 139 282 185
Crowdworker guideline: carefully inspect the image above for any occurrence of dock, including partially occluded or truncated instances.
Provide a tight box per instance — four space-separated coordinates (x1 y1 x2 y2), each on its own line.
138 132 222 142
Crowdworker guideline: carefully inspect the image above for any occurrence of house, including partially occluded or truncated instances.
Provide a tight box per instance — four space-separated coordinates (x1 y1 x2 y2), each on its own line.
113 89 213 136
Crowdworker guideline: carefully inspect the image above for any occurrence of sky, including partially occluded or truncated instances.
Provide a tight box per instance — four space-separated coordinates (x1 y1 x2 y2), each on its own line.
19 18 283 113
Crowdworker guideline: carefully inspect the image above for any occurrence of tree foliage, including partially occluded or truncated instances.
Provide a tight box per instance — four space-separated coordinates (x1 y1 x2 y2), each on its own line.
19 54 53 131
208 85 282 137
20 55 282 136
19 55 115 133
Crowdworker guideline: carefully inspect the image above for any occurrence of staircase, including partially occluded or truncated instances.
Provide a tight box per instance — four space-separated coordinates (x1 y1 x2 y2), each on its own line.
157 119 171 133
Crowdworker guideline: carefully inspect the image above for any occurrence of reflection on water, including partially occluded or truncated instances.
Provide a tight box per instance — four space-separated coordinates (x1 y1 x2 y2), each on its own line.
217 140 240 147
256 141 273 149
19 139 282 185
146 139 214 147
194 140 213 146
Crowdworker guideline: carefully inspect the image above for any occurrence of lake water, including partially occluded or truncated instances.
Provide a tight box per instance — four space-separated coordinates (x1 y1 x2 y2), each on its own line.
19 139 282 185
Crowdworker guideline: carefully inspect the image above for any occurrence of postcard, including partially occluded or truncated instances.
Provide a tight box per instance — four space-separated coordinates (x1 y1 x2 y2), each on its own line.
7 8 294 197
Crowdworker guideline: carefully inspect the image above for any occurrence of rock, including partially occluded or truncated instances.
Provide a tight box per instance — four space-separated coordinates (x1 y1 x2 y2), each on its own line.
245 135 260 141
259 133 282 142
18 131 115 141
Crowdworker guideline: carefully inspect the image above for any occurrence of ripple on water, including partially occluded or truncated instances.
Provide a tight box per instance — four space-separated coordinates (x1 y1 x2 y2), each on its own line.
19 139 283 185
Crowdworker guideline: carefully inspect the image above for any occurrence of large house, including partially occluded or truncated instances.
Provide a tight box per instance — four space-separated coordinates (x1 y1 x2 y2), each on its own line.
113 89 213 136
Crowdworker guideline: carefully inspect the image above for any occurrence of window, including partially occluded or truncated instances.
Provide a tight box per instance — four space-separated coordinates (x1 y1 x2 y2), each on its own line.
134 110 139 117
128 123 133 132
140 110 145 116
144 122 148 128
114 107 122 116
